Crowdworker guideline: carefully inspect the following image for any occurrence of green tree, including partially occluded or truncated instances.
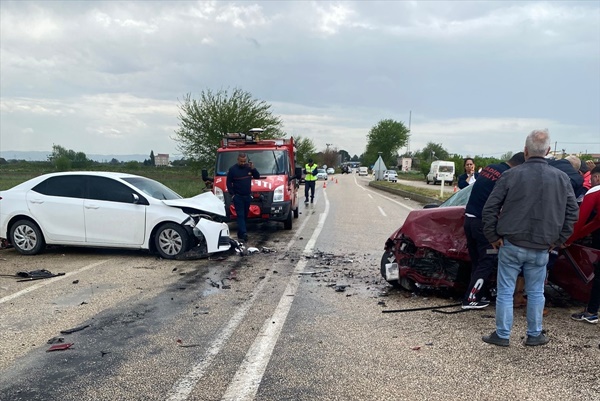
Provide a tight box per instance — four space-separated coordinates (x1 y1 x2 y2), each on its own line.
414 142 450 177
48 144 90 170
173 88 284 169
150 150 156 166
363 119 410 167
338 150 351 163
294 135 317 166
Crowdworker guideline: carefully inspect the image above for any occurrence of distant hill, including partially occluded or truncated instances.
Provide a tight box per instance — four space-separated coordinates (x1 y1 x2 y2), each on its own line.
0 150 162 163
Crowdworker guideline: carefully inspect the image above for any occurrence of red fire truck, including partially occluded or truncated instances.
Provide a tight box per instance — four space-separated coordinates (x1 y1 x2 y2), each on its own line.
202 129 302 230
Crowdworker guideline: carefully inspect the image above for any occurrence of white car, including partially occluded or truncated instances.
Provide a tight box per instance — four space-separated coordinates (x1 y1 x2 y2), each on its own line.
316 169 328 180
358 167 369 176
384 170 398 182
326 168 335 175
0 172 233 259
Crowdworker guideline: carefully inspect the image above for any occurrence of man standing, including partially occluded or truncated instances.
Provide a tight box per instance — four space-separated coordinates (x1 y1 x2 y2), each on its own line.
481 129 578 347
462 152 525 309
304 158 319 205
227 152 260 242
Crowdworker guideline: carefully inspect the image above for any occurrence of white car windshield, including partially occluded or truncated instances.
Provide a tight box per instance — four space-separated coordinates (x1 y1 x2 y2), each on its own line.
122 177 182 200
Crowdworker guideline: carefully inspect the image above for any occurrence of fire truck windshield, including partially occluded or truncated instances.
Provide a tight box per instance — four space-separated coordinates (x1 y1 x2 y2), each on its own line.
216 150 289 176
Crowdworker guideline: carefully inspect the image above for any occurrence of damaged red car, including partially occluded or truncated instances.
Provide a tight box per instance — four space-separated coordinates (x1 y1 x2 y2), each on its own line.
381 185 597 303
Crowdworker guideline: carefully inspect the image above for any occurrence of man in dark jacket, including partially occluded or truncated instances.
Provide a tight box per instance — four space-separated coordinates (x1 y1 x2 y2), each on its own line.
461 152 525 309
549 156 584 198
227 153 260 242
481 129 578 347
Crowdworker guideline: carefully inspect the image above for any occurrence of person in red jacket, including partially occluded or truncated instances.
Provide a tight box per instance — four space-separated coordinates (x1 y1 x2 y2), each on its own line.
567 165 600 324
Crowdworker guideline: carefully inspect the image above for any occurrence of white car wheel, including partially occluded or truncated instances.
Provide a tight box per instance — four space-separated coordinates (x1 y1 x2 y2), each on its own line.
155 223 190 259
10 219 46 255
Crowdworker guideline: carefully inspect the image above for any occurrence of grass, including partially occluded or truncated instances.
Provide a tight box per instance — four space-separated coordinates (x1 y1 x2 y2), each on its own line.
0 163 207 198
374 180 453 201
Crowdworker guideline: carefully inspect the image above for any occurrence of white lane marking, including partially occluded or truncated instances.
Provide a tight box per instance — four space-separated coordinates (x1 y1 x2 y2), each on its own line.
378 206 387 217
221 191 331 401
166 270 272 401
369 189 414 211
0 260 109 305
167 198 325 400
368 194 373 199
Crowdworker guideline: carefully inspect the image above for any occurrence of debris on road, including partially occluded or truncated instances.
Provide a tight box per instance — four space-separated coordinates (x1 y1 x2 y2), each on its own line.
15 269 65 282
60 324 90 334
176 339 201 348
47 337 65 344
47 343 74 352
299 269 331 275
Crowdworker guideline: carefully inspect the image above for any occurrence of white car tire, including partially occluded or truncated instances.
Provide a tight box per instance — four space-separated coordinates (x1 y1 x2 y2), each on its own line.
10 219 46 255
155 223 190 259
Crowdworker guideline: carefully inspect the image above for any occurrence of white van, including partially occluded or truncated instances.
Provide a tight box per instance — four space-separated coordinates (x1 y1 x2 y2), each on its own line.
426 161 455 185
358 167 369 176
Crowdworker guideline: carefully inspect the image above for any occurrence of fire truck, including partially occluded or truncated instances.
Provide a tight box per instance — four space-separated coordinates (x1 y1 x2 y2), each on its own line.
202 129 302 230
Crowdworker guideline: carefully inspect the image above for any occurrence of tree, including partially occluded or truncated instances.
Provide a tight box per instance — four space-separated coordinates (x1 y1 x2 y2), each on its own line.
321 146 339 168
48 144 90 170
173 88 284 169
294 135 317 166
150 150 155 167
338 150 351 163
362 119 410 168
414 142 450 177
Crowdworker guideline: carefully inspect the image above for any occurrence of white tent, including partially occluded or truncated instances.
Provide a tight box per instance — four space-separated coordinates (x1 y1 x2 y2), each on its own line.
373 155 387 181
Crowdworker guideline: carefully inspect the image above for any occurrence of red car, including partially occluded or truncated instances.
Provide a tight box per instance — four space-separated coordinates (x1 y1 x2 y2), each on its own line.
381 185 597 303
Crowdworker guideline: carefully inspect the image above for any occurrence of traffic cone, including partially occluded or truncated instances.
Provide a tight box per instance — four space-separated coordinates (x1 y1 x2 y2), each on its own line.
453 185 457 193
323 181 327 188
335 178 338 184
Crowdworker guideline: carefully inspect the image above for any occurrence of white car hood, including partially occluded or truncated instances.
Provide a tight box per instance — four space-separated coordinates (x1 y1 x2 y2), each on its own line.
162 191 226 216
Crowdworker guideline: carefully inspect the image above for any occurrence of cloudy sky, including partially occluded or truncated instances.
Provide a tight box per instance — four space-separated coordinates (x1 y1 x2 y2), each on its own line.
1 0 599 160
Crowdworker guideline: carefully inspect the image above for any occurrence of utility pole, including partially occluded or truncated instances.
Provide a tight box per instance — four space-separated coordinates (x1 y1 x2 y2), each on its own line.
407 110 411 154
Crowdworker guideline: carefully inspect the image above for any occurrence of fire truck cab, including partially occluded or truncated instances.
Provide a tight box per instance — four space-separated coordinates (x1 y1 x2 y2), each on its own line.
204 129 302 230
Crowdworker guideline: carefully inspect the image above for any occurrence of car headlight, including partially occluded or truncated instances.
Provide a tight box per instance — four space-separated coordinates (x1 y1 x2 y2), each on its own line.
273 185 284 202
214 186 224 202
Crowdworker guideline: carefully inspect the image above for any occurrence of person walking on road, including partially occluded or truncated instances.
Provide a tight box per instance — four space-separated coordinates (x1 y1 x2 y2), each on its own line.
481 129 579 347
462 152 525 309
227 152 260 242
304 158 319 205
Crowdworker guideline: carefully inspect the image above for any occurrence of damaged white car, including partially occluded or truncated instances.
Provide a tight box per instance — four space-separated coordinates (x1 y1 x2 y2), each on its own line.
0 172 234 259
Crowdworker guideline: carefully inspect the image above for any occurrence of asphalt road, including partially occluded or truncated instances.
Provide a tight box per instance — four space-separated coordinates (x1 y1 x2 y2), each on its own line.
1 173 598 401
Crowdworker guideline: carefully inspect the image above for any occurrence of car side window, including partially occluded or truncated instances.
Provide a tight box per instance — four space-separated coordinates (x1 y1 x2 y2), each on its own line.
88 176 139 204
32 175 87 198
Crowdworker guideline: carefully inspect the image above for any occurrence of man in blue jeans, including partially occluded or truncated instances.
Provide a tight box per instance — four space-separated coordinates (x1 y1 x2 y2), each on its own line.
481 129 579 346
227 152 260 242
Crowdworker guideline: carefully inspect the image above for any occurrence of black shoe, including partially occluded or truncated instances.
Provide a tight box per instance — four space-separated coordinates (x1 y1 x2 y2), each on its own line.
482 331 509 347
310 198 313 204
462 300 490 310
525 333 549 346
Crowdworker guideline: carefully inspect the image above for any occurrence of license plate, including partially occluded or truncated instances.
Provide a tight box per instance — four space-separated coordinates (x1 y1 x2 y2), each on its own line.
385 262 399 281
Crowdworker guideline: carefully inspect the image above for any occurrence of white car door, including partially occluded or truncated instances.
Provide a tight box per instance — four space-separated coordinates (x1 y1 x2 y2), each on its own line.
27 175 86 243
83 176 146 246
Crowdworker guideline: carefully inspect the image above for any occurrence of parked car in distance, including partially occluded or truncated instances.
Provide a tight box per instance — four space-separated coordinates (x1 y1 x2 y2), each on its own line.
384 170 398 182
326 168 335 175
0 172 233 259
358 167 369 176
316 169 328 180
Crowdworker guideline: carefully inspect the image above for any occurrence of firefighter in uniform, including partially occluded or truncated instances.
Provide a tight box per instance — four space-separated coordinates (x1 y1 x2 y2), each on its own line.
304 158 319 204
